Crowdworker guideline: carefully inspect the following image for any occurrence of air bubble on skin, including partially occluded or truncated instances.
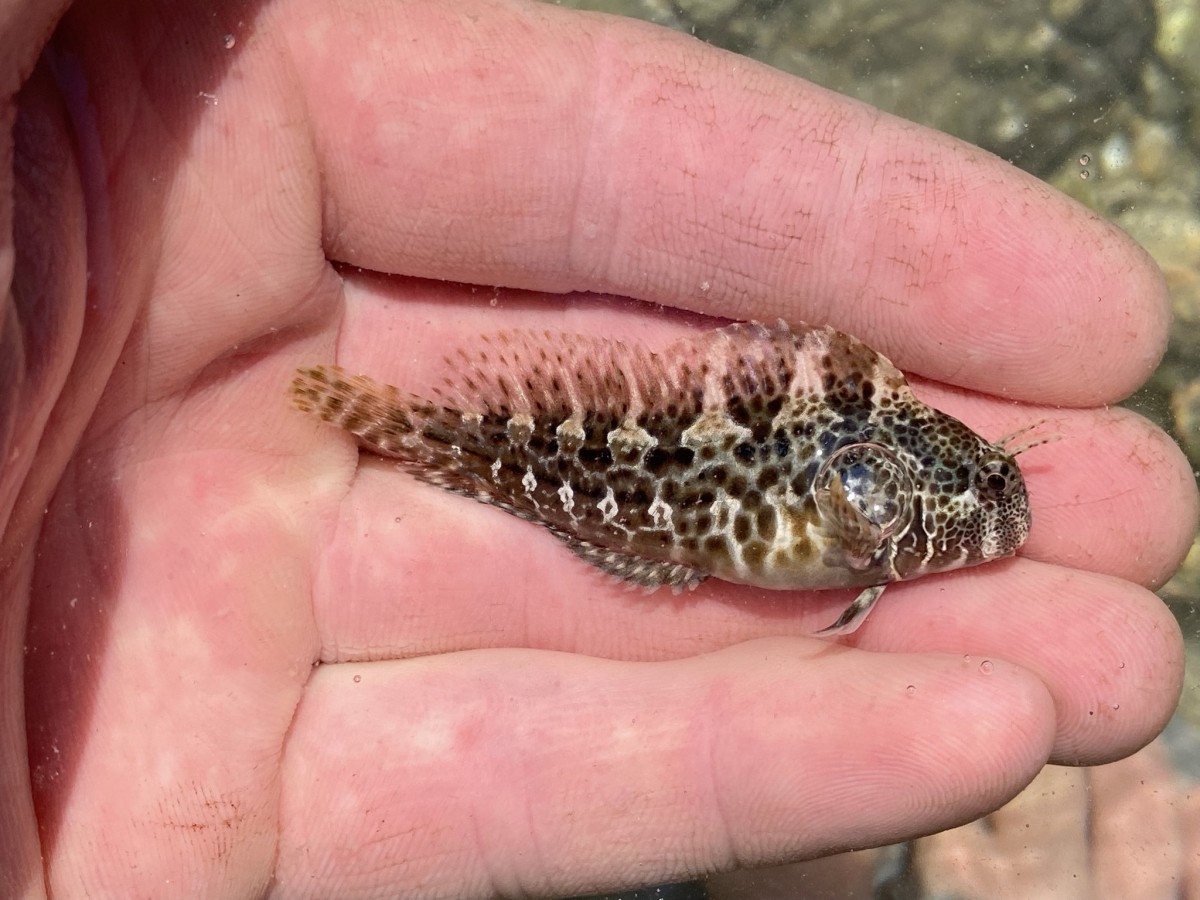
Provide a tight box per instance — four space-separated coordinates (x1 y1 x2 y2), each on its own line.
353 674 362 683
1079 153 1091 165
979 659 994 674
962 655 972 663
1079 169 1091 180
222 33 236 49
905 684 917 696
813 442 914 536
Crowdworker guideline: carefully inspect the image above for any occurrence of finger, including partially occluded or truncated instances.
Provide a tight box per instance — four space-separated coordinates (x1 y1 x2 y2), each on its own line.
275 640 1056 897
289 0 1168 405
1 52 99 891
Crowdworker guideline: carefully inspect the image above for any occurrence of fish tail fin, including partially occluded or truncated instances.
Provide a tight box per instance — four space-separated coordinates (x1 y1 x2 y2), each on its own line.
291 365 419 457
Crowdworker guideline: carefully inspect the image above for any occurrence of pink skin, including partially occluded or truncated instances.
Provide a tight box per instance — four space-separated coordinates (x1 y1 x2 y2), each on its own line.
0 0 1194 897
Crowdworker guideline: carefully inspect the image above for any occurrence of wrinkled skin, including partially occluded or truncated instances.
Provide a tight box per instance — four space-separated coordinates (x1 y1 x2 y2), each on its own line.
0 0 1194 897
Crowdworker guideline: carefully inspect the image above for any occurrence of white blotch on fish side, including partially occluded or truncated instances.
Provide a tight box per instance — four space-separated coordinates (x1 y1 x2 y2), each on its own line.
681 411 752 448
556 417 586 446
522 467 537 493
507 413 534 443
490 458 502 481
598 487 619 523
607 422 657 451
558 483 575 516
648 496 673 530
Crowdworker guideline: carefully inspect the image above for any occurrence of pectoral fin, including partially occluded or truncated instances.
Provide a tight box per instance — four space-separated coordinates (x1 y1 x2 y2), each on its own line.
813 584 887 636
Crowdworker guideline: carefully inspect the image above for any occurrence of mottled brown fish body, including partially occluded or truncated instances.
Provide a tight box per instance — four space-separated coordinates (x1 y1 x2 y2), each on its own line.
291 321 1032 633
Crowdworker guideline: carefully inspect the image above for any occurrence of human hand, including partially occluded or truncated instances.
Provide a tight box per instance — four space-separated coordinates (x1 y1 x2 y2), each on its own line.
2 0 1193 897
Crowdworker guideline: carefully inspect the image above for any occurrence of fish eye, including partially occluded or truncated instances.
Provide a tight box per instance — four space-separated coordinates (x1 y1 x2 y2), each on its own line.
975 454 1019 501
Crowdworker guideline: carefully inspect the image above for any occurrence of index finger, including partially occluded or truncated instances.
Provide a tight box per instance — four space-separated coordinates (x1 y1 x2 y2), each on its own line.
289 0 1168 406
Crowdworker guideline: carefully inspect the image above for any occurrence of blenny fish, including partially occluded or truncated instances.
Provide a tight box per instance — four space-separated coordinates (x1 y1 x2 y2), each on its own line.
291 321 1036 634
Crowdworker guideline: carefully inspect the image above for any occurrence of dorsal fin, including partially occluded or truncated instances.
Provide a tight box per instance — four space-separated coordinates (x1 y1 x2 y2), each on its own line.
428 319 913 422
791 322 911 401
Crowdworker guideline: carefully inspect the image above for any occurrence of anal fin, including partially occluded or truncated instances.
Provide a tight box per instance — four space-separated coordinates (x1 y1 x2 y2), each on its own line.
550 530 706 592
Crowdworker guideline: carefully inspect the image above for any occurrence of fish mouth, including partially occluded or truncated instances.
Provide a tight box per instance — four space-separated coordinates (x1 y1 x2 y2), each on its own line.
979 496 1032 560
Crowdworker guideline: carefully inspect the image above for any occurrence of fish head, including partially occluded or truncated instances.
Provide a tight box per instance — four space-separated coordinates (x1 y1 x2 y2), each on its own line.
812 412 1033 584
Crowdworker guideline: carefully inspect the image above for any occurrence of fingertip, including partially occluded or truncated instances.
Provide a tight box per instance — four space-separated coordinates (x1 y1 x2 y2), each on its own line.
1051 585 1183 767
856 562 1185 768
708 642 1058 861
1022 405 1198 589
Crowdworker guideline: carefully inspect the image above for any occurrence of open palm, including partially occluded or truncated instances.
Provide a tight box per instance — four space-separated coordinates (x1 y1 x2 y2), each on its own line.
2 0 1194 897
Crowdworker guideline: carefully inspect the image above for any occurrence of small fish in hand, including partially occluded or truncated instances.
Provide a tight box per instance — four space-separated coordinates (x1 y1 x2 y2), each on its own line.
290 321 1042 634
